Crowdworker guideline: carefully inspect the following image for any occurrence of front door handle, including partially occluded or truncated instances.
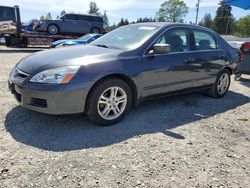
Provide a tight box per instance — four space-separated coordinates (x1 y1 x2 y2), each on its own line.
184 57 195 63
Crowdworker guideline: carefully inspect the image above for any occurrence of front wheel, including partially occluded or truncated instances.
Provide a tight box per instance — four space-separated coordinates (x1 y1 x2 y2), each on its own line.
86 79 132 125
208 69 231 98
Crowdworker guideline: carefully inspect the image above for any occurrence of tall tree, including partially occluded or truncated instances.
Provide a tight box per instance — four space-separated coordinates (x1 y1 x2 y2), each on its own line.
156 0 188 23
102 10 109 29
198 13 213 28
88 1 101 16
213 0 235 35
235 15 250 37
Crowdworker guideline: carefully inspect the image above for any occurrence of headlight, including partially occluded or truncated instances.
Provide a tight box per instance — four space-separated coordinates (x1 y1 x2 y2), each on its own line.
30 66 80 84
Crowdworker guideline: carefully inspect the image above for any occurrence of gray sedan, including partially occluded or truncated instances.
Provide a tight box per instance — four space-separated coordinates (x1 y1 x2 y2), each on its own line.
8 23 241 125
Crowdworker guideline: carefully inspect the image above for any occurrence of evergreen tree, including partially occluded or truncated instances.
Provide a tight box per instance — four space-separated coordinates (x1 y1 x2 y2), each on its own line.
117 18 124 27
136 17 156 23
124 19 129 25
198 13 213 28
213 0 235 34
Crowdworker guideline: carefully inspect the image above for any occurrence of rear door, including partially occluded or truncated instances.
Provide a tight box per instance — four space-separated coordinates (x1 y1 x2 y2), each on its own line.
78 15 91 34
191 29 228 87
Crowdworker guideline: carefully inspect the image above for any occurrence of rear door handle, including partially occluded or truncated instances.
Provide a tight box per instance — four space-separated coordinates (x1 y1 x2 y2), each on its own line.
184 57 195 63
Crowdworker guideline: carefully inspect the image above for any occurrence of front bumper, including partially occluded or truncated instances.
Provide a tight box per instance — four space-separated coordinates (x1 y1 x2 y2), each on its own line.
8 79 87 115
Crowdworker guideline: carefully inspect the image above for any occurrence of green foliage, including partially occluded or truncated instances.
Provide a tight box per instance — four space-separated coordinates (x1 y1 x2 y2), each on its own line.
235 15 250 37
136 17 156 23
117 18 129 27
198 13 213 28
156 0 188 23
213 0 235 34
88 1 101 16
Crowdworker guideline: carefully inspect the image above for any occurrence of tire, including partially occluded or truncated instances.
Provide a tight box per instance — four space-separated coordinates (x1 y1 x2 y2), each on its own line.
86 78 132 126
90 27 100 34
47 24 60 35
208 69 231 98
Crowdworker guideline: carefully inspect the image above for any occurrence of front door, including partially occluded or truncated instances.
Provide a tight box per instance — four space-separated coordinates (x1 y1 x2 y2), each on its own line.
142 28 197 97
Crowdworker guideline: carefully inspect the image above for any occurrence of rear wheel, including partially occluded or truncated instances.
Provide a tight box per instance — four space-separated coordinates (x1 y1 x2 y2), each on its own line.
209 69 231 98
47 24 59 35
90 27 100 34
86 79 132 125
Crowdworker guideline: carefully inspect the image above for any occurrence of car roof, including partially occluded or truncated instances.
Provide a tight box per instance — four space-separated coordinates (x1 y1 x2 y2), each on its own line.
131 22 216 34
65 13 102 18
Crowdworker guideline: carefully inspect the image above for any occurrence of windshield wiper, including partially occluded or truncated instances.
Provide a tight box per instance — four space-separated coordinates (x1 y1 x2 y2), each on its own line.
94 44 110 48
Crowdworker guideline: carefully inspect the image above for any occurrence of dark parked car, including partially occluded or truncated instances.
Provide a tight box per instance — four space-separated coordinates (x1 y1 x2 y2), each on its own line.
34 13 103 35
8 23 241 125
50 33 102 48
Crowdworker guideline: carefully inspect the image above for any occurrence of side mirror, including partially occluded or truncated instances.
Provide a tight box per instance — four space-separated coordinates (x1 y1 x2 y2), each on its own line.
149 43 171 55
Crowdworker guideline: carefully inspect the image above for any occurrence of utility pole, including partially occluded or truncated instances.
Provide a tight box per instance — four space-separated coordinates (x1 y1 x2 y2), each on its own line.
195 0 200 25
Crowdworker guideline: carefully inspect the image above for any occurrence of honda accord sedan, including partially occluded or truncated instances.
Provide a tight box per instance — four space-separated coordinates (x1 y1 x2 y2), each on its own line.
8 23 241 125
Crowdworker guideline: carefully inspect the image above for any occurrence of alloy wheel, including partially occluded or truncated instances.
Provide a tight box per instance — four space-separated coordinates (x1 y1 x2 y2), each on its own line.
217 73 230 95
97 87 127 120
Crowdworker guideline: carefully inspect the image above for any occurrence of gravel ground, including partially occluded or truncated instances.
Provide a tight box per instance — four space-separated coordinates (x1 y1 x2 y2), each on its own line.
0 46 250 187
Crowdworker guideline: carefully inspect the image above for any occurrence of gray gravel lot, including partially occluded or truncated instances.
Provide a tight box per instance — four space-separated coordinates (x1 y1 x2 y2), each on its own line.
0 45 250 187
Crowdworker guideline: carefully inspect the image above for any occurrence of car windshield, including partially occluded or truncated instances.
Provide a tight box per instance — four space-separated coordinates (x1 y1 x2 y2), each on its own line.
91 24 160 50
23 20 33 26
78 34 96 40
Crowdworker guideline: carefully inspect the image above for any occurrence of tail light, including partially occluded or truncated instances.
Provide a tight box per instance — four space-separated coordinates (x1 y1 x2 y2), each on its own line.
241 42 250 52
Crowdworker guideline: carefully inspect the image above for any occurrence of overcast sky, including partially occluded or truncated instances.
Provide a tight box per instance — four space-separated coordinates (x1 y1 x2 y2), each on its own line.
1 0 250 23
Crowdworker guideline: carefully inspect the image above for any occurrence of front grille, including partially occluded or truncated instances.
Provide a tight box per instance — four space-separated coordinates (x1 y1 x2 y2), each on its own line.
30 98 48 108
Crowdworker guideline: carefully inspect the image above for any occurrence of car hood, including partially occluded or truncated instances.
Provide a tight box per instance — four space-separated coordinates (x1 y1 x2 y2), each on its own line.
17 45 122 74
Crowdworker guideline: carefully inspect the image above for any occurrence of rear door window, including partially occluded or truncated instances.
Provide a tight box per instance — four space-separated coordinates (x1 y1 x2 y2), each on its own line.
193 30 217 50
